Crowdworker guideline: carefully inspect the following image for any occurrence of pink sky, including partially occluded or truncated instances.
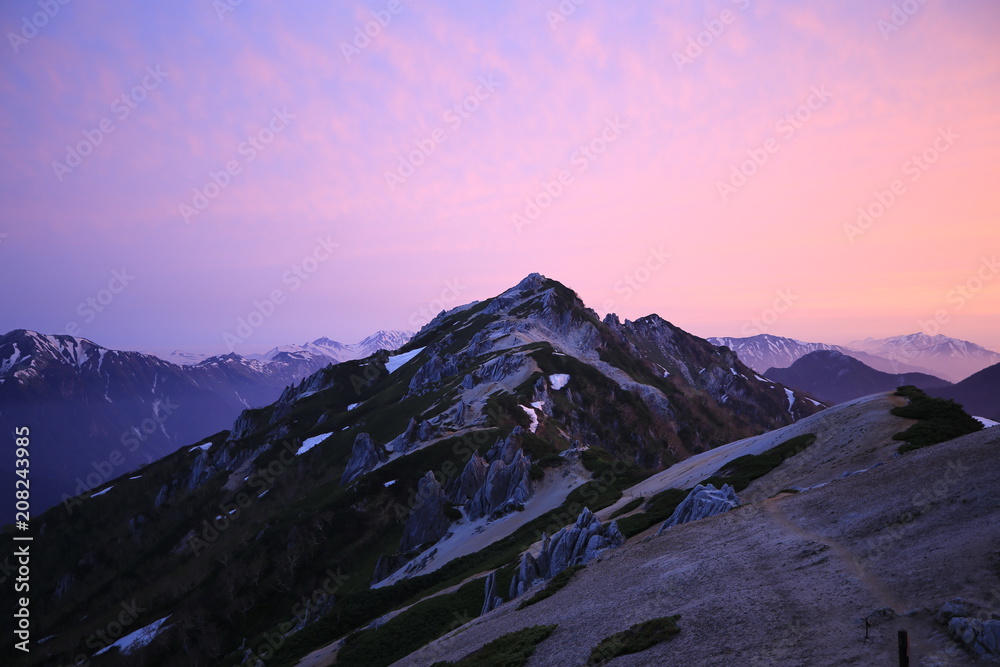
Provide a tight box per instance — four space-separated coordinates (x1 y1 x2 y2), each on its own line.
1 0 998 354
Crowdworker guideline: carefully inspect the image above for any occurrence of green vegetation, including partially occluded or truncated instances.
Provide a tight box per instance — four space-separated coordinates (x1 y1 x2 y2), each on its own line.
616 488 690 538
891 386 983 453
517 564 585 610
609 497 643 519
336 577 486 667
588 615 681 664
699 433 817 491
432 625 557 667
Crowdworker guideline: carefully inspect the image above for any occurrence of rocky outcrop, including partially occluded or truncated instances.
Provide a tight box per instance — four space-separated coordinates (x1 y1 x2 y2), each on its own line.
467 449 533 520
477 353 526 384
508 508 624 598
340 433 389 486
400 472 452 553
657 483 739 534
408 353 461 394
386 417 435 453
937 598 1000 660
449 427 536 521
448 453 489 504
481 571 503 615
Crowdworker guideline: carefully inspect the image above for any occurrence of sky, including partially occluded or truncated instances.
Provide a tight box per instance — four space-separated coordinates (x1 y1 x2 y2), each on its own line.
1 0 998 355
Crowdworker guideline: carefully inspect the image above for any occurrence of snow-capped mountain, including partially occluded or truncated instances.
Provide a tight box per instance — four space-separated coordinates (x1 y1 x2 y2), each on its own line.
708 334 935 376
247 330 413 364
849 333 1000 383
0 330 340 514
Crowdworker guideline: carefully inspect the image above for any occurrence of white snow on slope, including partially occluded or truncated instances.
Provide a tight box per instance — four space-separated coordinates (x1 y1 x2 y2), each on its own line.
298 432 333 455
90 487 113 498
94 616 171 656
549 373 570 390
784 388 795 412
974 416 999 428
190 443 212 452
385 347 425 373
521 405 539 433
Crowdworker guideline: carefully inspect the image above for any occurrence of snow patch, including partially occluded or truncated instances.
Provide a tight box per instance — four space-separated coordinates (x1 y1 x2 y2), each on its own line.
90 487 113 498
974 416 999 428
298 432 333 455
347 402 360 411
549 373 570 390
384 480 397 487
129 475 142 480
190 443 212 452
385 347 425 373
807 398 823 407
784 388 795 413
94 616 171 656
520 405 539 433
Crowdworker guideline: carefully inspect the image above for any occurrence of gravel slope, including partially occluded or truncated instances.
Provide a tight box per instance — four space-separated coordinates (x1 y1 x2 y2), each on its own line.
396 424 1000 666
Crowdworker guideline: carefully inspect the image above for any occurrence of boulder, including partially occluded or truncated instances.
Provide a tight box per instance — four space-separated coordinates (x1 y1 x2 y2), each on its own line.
340 433 389 486
658 483 739 534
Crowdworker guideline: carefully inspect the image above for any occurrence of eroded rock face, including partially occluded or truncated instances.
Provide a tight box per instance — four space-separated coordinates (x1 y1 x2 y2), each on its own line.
481 571 503 616
386 417 435 453
451 427 536 521
400 471 452 553
508 508 624 599
657 483 739 534
938 598 1000 659
340 433 389 486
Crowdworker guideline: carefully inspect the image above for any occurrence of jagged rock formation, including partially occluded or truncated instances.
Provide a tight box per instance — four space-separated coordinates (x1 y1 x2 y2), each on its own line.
937 598 1000 659
658 483 739 534
481 571 503 616
340 433 389 486
400 472 452 553
386 417 435 453
448 427 536 521
509 508 624 598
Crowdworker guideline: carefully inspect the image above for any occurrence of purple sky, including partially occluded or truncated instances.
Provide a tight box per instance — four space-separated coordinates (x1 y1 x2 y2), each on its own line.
2 1 999 355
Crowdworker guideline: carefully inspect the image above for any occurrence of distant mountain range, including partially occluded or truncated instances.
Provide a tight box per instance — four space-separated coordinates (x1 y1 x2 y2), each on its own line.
849 333 1000 383
0 329 411 513
763 350 952 405
710 333 999 382
148 330 414 367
